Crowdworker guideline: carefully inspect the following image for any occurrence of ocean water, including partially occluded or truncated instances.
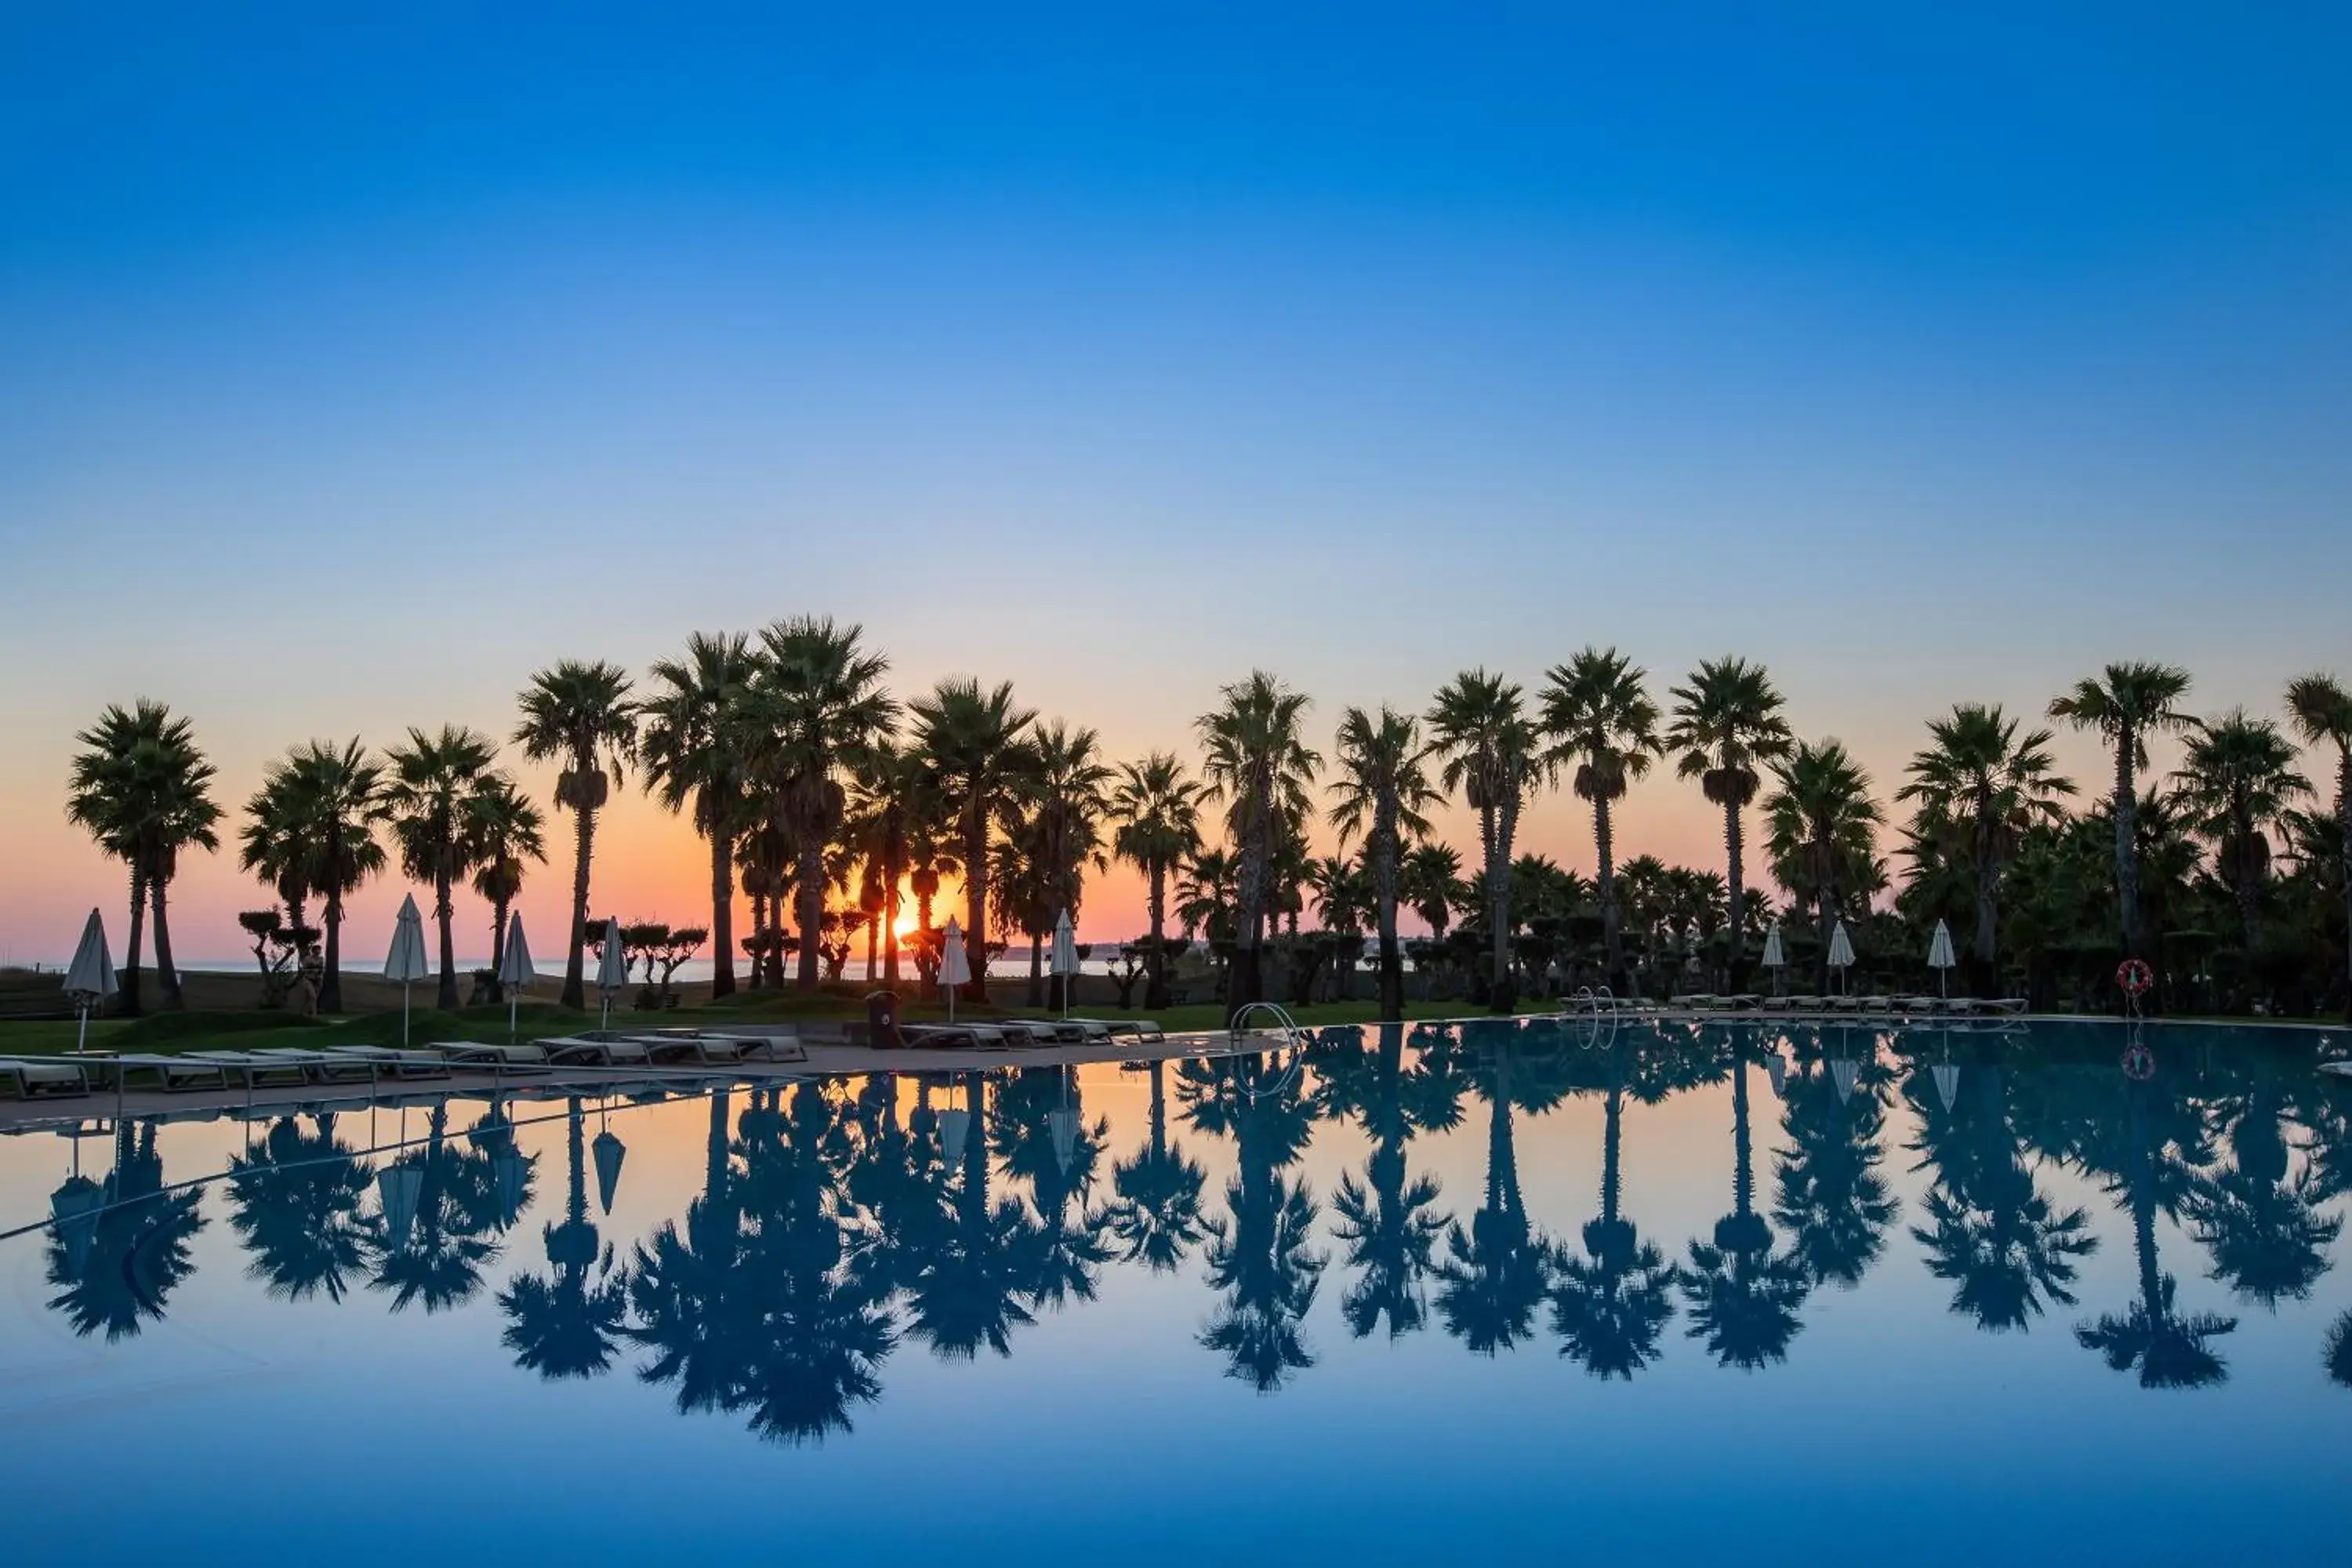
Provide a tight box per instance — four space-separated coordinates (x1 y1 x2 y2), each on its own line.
3 1016 2346 1564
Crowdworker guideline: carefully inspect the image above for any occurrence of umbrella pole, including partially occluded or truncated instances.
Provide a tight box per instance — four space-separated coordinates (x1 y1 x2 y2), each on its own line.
402 981 411 1049
74 1003 87 1057
508 991 518 1046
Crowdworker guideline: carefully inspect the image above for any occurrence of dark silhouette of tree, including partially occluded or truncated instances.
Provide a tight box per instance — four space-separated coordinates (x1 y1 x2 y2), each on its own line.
906 1073 1047 1361
1200 1052 1326 1391
632 1089 753 1420
1773 1039 1898 1289
1109 1059 1210 1273
1682 1043 1809 1369
45 1119 206 1340
1330 1022 1451 1341
226 1113 376 1302
371 1099 501 1314
2075 1075 2238 1388
501 1099 626 1379
2183 1055 2339 1308
1436 1044 1551 1355
1551 1046 1676 1378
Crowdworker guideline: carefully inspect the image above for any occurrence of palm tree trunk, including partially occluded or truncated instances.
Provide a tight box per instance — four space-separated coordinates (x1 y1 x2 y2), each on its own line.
149 871 184 1010
1145 862 1171 1011
489 898 510 1004
1597 796 1624 992
122 862 147 1016
2233 802 2262 953
1374 808 1403 1023
434 860 459 1011
563 798 597 1011
883 851 903 985
2114 735 2142 961
1723 798 1748 993
2336 754 2351 1025
321 883 345 1014
1973 821 2000 999
864 912 879 985
709 827 735 1000
1026 932 1044 1007
795 839 826 992
963 791 990 1004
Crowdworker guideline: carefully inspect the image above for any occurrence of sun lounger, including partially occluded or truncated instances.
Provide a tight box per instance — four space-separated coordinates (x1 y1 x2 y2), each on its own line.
244 1047 388 1083
316 1046 452 1079
179 1051 321 1088
437 1040 556 1070
901 1023 996 1050
0 1055 94 1099
95 1054 234 1092
1065 1018 1164 1040
618 1031 763 1065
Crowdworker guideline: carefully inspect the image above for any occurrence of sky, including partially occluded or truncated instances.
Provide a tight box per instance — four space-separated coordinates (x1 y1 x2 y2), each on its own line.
2 3 2348 964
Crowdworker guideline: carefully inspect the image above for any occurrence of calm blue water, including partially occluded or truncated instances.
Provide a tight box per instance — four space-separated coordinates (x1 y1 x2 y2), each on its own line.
5 1018 2348 1565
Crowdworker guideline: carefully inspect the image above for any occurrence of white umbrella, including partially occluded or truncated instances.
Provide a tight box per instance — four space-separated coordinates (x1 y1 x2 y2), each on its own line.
1766 1050 1788 1098
499 914 538 1042
1760 920 1785 996
593 1126 627 1214
939 918 971 1023
1050 909 1079 1018
1828 920 1857 994
595 915 630 1033
1927 919 1958 999
377 1163 423 1253
939 1106 972 1165
1932 1060 1962 1112
383 894 430 1047
1830 1055 1859 1102
63 909 115 1055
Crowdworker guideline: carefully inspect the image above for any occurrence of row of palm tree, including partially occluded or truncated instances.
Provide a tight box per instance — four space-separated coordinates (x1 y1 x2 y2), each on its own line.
49 1027 2349 1414
64 646 2352 1018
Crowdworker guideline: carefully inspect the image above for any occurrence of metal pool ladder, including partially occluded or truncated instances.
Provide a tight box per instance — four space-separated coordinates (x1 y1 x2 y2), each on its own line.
1229 1000 1305 1050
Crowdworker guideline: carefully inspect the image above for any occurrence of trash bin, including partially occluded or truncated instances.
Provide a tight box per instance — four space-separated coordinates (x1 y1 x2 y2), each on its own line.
866 989 903 1050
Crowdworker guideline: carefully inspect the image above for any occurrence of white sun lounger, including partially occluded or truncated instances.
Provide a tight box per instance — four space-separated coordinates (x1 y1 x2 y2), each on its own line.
244 1047 390 1082
0 1056 95 1099
94 1054 234 1092
314 1046 453 1079
179 1051 321 1088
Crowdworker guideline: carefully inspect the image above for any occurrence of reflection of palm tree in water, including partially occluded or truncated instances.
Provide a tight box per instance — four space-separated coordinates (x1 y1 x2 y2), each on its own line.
1909 1052 2096 1332
1109 1059 1210 1274
2076 1075 2238 1388
1681 1044 1808 1369
996 1065 1113 1308
45 1119 206 1341
1773 1042 1897 1290
1200 1051 1326 1391
227 1112 374 1303
632 1088 750 1418
371 1099 499 1313
2183 1055 2340 1308
1330 1022 1449 1341
500 1098 626 1379
2327 1309 2352 1388
908 1073 1046 1361
1436 1046 1549 1355
1550 1047 1675 1378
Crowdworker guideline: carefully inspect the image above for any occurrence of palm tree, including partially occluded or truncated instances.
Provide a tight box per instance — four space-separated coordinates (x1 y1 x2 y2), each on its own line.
641 631 760 999
462 774 545 1002
1543 648 1664 992
1428 670 1553 1011
1111 753 1206 1011
248 739 387 1014
1550 1046 1676 1378
749 617 898 992
1199 1053 1326 1390
1330 706 1438 1021
383 724 499 1010
846 739 931 985
2076 1076 2238 1388
226 1113 376 1302
1328 1022 1450 1340
911 678 1038 1004
45 1120 206 1340
2286 673 2352 1020
2050 662 2194 962
1436 1046 1551 1352
1668 659 1794 993
1763 739 1884 996
1399 840 1465 940
1198 671 1319 1022
66 700 222 1012
1896 705 2074 994
2176 709 2311 953
515 660 638 1009
1028 720 1114 1009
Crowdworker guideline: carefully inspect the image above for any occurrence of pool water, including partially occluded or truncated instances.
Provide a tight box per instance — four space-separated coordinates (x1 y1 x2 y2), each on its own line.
4 1018 2347 1565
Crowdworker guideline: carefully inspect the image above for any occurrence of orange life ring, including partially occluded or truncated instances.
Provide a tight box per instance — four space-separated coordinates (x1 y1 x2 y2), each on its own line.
2116 958 2154 996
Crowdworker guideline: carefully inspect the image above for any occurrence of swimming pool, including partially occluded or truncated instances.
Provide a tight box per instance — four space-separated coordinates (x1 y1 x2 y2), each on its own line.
5 1017 2347 1564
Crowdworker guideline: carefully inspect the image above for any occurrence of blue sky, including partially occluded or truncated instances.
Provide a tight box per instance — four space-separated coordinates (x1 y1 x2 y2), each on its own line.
2 4 2347 956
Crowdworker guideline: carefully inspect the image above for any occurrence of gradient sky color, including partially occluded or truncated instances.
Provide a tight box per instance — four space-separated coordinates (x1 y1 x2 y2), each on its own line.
3 5 2348 963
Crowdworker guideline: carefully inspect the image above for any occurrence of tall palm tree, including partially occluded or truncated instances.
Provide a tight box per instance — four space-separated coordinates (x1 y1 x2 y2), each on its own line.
1198 671 1319 1022
383 724 499 1010
1681 1042 1809 1368
1028 720 1114 1008
66 700 221 1013
1398 840 1465 941
247 739 387 1014
1111 753 1206 1011
1550 1045 1676 1378
2076 1077 2238 1388
2286 673 2352 1020
499 1101 626 1379
515 659 638 1009
641 630 760 999
1428 670 1553 1011
911 678 1038 1004
1330 706 1438 1021
1108 1059 1210 1272
1436 1046 1551 1353
2175 710 2310 952
462 774 545 1002
2049 662 2193 962
749 617 898 991
846 738 931 985
1896 704 2075 995
1764 739 1884 996
1328 1022 1450 1341
1667 658 1793 992
226 1113 376 1302
1543 648 1664 993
